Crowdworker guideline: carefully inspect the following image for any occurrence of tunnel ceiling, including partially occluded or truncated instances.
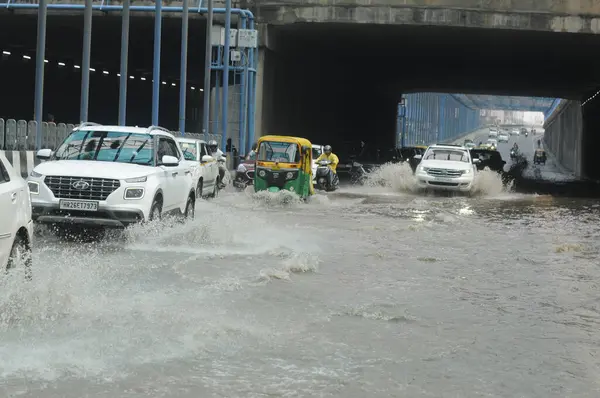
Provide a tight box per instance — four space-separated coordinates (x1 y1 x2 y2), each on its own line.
269 23 600 101
451 95 557 113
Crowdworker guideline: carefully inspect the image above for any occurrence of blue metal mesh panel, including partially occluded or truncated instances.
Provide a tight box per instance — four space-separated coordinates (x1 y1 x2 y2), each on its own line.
398 92 483 147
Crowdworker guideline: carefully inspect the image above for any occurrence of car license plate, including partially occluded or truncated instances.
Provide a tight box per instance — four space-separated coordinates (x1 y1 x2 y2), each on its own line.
59 199 99 211
434 177 453 183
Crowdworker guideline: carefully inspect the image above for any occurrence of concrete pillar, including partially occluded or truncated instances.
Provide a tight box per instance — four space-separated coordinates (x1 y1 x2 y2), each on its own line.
254 48 266 139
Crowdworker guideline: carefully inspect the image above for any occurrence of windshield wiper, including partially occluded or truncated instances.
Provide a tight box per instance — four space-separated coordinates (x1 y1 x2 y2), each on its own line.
129 138 151 163
113 133 132 161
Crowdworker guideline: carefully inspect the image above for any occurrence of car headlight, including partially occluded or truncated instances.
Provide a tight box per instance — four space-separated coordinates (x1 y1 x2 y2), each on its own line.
462 168 471 174
124 187 145 199
258 170 266 177
28 181 39 194
237 164 247 173
125 176 147 183
30 170 43 178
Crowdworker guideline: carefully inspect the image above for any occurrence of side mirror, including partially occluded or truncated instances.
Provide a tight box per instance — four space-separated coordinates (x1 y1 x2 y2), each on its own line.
201 155 214 163
472 158 481 164
36 148 52 160
161 155 179 166
413 154 422 160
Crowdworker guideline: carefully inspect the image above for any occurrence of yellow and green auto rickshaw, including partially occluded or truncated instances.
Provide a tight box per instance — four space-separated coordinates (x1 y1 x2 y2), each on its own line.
254 135 314 199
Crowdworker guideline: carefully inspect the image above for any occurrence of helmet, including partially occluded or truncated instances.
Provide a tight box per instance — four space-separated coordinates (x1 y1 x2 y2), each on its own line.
324 145 332 154
208 140 218 151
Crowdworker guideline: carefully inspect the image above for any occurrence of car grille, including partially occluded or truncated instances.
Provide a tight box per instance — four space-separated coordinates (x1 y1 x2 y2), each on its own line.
426 168 464 178
45 176 121 201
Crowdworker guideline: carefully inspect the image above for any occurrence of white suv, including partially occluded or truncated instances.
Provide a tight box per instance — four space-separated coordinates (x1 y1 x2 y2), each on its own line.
0 152 33 278
413 144 480 193
176 137 219 198
27 123 196 229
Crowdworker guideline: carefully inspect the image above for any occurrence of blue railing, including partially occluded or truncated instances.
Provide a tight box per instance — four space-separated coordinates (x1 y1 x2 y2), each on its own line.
397 93 483 147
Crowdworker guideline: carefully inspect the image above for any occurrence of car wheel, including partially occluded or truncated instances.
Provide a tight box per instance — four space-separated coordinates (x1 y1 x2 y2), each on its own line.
149 198 162 221
184 194 195 219
7 233 32 281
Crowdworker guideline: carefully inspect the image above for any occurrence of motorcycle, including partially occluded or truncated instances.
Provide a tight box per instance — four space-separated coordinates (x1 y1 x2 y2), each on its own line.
349 161 368 185
315 160 339 191
233 158 255 190
510 148 519 160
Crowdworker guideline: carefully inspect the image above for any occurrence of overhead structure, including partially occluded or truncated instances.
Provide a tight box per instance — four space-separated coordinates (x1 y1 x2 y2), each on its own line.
452 95 557 113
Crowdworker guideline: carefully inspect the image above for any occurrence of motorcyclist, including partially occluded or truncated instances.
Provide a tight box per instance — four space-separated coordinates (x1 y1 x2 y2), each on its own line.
315 145 339 187
537 139 541 148
208 140 227 188
512 142 519 151
246 142 257 160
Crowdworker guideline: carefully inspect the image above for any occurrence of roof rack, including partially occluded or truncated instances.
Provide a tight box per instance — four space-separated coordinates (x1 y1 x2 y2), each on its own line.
145 125 171 134
74 121 101 129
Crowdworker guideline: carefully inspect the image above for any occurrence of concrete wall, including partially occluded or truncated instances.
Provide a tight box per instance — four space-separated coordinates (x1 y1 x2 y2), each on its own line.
252 1 600 34
543 100 583 178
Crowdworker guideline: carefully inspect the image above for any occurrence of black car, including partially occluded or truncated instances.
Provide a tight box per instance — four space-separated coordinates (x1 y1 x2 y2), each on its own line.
470 149 506 173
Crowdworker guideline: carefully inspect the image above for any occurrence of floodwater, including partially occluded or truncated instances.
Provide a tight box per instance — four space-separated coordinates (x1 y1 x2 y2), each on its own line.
2 161 600 397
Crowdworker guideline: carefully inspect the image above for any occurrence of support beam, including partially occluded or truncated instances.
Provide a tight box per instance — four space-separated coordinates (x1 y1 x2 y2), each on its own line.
178 0 189 135
202 0 213 135
221 0 231 150
80 0 92 123
152 0 162 126
33 0 47 150
118 0 130 126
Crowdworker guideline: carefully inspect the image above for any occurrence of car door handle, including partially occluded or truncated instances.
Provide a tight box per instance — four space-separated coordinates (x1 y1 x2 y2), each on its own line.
185 170 192 175
172 172 178 177
11 192 17 202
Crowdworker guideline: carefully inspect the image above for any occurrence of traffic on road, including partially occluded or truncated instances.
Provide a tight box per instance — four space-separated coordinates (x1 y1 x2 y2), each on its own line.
2 123 599 398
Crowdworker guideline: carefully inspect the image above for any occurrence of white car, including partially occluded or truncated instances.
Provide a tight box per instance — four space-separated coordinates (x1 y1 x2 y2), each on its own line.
488 128 498 138
498 133 509 143
311 144 324 181
512 129 520 136
487 138 498 148
0 152 33 277
413 144 480 192
27 123 196 229
176 137 220 198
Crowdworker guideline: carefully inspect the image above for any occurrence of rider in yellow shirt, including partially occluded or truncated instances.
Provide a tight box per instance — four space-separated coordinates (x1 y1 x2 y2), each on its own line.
315 145 339 186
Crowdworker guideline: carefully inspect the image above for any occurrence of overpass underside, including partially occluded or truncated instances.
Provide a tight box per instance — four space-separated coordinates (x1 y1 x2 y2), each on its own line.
258 22 600 149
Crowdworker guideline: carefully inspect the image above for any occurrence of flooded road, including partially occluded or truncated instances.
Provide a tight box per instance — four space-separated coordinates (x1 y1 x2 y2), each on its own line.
2 163 600 397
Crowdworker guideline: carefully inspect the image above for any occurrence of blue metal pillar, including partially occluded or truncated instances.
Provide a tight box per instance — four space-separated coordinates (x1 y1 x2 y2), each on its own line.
118 0 130 126
238 17 247 154
246 20 256 152
34 0 47 150
151 0 162 125
178 0 189 134
80 0 93 123
202 0 213 135
213 48 221 136
221 0 232 150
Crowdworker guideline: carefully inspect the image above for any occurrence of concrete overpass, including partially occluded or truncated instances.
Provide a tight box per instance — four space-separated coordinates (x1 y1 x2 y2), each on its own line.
0 0 599 173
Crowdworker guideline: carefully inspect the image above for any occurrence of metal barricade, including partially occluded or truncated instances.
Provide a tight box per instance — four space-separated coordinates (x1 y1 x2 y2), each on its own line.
47 122 58 149
4 119 17 150
55 123 67 149
16 120 27 150
27 121 37 150
0 119 4 150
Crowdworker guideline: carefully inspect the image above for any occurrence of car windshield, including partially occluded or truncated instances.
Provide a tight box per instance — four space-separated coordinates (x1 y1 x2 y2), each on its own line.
54 130 154 165
424 149 469 162
257 141 300 163
179 141 198 161
312 147 322 159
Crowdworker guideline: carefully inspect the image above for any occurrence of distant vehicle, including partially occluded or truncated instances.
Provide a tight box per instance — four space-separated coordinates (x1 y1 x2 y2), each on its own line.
487 138 498 149
533 149 547 165
413 144 480 193
488 127 498 138
311 144 324 182
233 154 255 190
1 151 33 279
463 139 475 149
176 137 220 198
497 132 509 143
